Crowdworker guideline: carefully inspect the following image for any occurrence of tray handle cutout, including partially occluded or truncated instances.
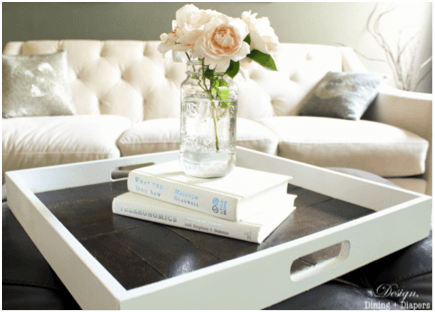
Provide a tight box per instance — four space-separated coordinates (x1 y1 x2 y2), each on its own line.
111 162 155 181
290 240 350 282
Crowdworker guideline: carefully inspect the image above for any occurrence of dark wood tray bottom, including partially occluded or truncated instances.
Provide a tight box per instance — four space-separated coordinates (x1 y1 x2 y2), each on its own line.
35 180 373 291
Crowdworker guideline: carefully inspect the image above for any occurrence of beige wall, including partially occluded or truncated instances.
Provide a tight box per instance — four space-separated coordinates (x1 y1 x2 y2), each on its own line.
2 2 432 93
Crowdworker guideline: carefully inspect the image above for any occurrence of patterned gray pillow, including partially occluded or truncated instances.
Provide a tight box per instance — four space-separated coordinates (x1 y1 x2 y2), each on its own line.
299 72 386 120
2 50 76 118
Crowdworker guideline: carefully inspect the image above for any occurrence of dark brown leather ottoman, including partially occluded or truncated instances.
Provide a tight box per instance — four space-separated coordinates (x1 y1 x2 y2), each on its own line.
2 168 432 310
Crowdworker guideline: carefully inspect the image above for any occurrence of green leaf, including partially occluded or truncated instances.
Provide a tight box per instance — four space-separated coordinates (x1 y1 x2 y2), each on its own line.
220 101 230 108
244 34 251 45
218 86 229 101
224 60 240 79
247 49 278 71
218 78 228 88
204 68 214 80
211 81 218 96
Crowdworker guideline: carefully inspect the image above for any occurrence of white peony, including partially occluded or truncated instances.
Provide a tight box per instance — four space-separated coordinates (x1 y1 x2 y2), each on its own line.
241 11 280 55
194 15 250 72
157 31 189 62
158 5 278 70
158 4 226 61
173 5 222 54
157 31 178 54
174 4 201 28
175 5 221 30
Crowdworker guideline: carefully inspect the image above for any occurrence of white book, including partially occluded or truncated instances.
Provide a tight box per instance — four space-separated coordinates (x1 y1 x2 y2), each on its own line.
127 160 292 221
113 192 296 244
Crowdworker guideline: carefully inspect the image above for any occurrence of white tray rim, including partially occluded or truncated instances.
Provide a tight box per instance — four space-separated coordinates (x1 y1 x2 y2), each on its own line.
5 147 432 309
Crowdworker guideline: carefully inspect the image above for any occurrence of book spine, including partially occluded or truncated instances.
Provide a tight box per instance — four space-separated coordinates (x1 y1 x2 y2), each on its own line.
112 198 260 243
127 172 239 221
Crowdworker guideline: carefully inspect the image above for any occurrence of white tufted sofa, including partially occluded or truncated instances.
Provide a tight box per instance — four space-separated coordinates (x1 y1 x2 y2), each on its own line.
2 40 432 194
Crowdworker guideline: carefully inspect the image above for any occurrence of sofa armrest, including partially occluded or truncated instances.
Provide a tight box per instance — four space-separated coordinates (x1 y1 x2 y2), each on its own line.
364 86 432 195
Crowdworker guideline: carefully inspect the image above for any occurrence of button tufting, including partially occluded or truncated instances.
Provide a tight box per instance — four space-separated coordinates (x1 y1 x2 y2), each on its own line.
289 73 298 81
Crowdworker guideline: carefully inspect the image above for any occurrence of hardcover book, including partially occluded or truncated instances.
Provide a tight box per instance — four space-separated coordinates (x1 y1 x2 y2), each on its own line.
113 192 296 244
127 160 292 221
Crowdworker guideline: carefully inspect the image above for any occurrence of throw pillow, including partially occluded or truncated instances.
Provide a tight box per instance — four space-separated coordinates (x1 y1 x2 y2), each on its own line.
2 50 76 118
298 71 386 120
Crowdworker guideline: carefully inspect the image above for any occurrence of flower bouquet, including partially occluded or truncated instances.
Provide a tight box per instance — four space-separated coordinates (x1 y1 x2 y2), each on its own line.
158 4 279 177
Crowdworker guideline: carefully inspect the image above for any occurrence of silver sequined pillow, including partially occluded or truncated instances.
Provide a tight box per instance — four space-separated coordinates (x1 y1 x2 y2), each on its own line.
299 72 386 120
2 50 76 118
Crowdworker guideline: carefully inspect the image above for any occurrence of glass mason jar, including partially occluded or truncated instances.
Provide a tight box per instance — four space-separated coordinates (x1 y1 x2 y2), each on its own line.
180 60 238 178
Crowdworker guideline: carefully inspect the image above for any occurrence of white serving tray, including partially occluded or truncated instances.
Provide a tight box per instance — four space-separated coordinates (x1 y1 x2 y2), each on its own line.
6 147 432 309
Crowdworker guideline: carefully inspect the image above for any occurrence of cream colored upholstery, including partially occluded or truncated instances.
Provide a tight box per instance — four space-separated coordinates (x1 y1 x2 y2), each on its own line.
2 115 131 183
117 118 180 156
387 178 427 195
3 41 343 123
117 118 279 156
2 40 431 194
364 86 433 194
236 118 279 154
234 44 343 119
257 116 429 177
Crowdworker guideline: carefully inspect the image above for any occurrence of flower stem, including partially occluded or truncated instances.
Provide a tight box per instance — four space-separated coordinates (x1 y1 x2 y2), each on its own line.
212 102 220 152
200 59 220 153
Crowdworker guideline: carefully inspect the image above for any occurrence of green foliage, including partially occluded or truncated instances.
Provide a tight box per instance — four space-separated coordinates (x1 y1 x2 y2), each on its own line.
247 49 278 71
198 46 278 110
207 75 230 107
244 34 251 45
224 60 240 79
218 84 230 108
204 68 214 80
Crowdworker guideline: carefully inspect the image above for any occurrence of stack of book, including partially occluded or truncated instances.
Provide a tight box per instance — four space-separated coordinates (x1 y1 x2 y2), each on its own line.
112 160 297 244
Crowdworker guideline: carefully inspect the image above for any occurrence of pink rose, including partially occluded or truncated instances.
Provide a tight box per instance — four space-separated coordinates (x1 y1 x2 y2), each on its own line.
195 15 250 72
174 5 222 50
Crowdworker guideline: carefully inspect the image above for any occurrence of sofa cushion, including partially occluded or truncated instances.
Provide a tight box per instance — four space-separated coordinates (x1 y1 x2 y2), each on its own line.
117 118 180 156
387 178 427 195
117 118 279 156
2 50 76 118
2 115 131 183
237 118 279 155
257 116 429 178
298 71 386 120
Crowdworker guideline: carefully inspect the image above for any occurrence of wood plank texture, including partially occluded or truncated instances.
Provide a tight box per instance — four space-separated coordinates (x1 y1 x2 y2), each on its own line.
35 181 373 291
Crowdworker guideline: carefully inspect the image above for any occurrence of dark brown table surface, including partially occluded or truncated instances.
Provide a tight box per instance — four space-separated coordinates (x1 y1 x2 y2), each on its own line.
35 180 373 291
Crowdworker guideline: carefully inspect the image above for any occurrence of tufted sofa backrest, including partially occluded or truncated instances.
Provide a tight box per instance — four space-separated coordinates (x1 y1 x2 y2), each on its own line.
3 40 362 123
